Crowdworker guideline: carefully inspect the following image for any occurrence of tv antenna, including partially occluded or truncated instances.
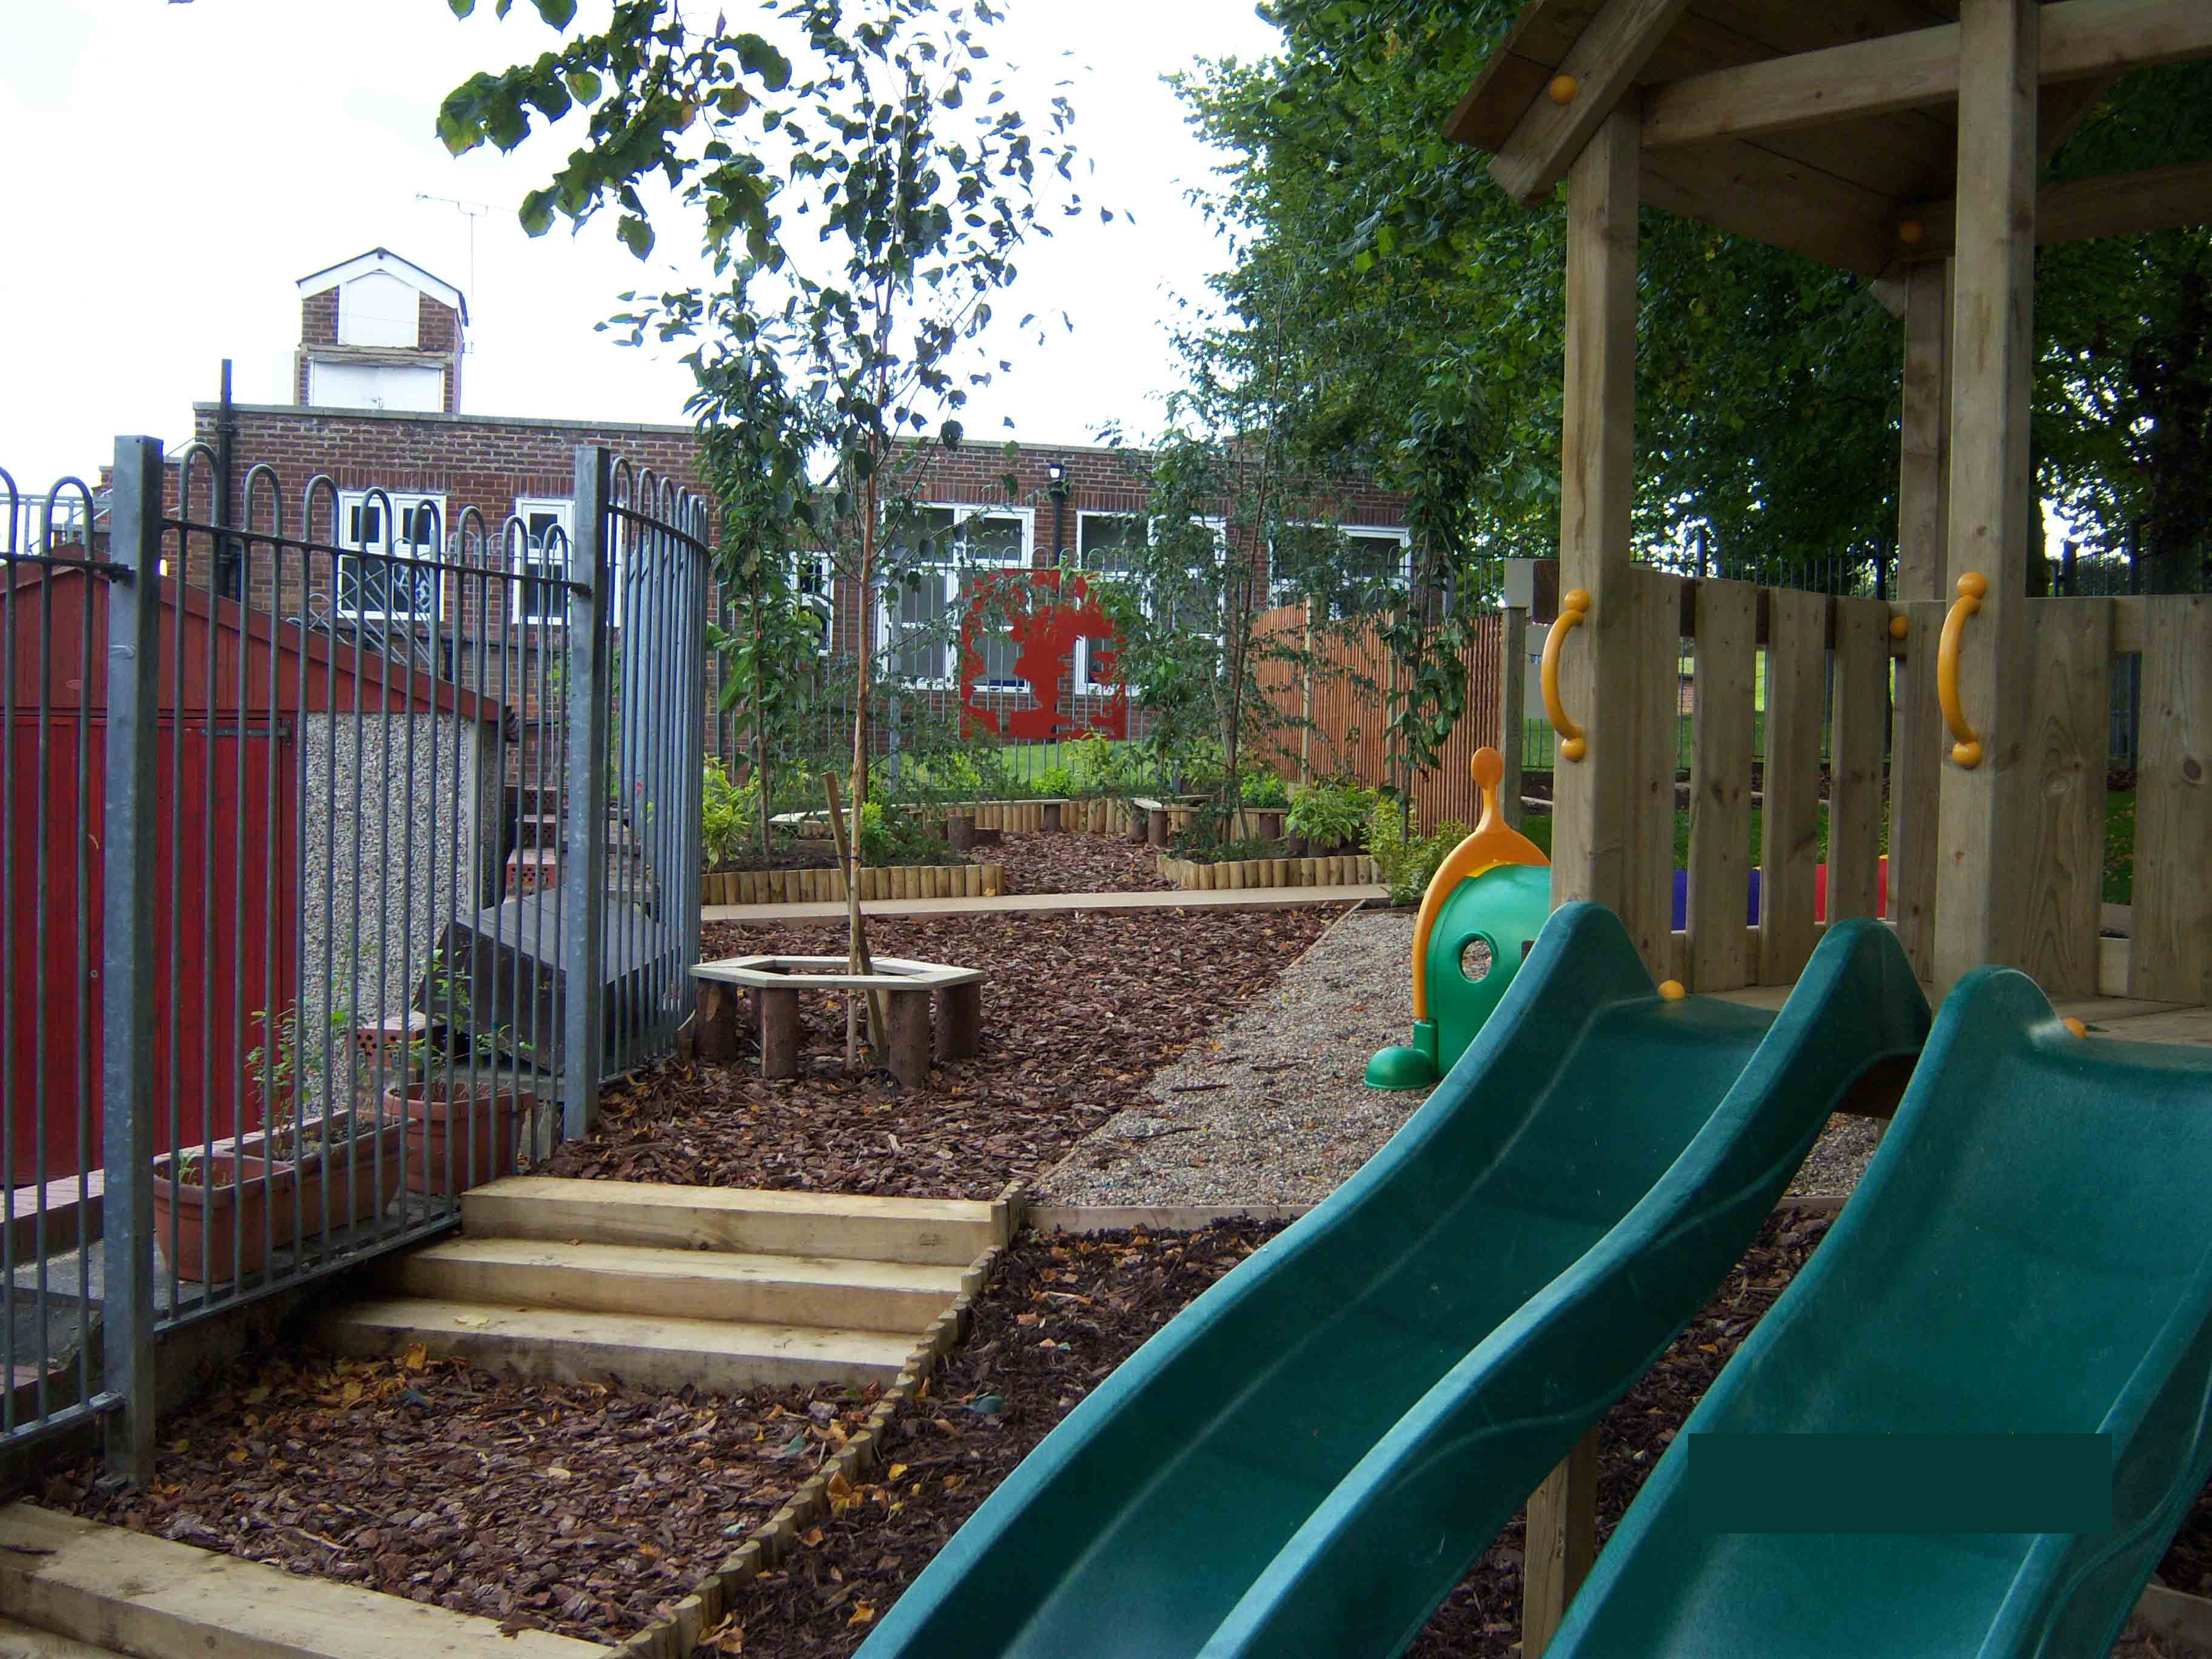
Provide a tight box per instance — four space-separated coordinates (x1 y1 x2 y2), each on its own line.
414 193 493 330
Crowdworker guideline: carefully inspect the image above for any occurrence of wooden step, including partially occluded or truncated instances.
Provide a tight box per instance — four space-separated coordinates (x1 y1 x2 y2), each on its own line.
0 1503 598 1658
378 1238 967 1334
314 1298 918 1392
0 1614 124 1658
461 1178 1000 1266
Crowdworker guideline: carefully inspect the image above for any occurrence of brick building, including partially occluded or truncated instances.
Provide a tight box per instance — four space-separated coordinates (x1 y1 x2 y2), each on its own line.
163 248 1415 764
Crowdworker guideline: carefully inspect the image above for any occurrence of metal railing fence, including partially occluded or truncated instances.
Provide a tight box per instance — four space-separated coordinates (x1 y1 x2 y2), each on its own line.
1 441 705 1477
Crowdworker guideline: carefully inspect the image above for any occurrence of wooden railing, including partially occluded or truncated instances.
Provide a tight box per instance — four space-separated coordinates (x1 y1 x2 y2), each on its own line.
1527 560 2210 1002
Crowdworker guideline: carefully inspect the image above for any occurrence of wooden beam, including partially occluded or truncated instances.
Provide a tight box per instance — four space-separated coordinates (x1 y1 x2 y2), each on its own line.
1521 1429 1600 1656
1641 0 2212 151
1896 260 1952 602
1551 102 1643 917
1492 0 1695 206
1900 159 2212 257
2019 599 2111 997
1933 0 2040 994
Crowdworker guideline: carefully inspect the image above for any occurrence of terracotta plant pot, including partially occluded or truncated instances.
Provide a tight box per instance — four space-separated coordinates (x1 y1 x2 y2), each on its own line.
393 1081 532 1195
151 1112 406 1282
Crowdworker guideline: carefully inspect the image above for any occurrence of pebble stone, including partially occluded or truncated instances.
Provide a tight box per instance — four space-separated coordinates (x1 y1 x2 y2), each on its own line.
1035 905 1880 1207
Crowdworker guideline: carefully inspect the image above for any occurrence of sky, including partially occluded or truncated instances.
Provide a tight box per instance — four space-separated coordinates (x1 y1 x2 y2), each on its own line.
0 1 1283 496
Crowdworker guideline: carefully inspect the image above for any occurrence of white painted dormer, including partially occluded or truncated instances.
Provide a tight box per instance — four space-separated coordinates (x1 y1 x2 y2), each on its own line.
295 248 468 414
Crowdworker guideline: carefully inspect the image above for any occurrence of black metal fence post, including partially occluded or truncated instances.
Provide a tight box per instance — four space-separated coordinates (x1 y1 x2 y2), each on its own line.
101 436 163 1481
560 447 614 1140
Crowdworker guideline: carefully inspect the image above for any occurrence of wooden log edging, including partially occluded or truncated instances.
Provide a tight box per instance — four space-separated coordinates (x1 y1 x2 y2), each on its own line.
606 1230 1017 1657
1157 853 1381 891
702 862 1005 905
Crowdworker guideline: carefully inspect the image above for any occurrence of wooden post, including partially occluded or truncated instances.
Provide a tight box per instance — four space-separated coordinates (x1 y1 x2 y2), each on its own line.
759 987 800 1080
1042 801 1062 833
1500 602 1528 830
1686 580 1755 991
1897 261 1952 603
1147 808 1170 847
1521 1428 1599 1656
935 981 983 1062
1552 101 1642 921
886 989 932 1087
946 813 977 851
695 981 743 1064
1934 0 2040 994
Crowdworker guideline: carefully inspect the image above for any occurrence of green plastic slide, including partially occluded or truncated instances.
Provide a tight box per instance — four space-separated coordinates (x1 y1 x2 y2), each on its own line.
1546 966 2212 1659
856 904 1929 1658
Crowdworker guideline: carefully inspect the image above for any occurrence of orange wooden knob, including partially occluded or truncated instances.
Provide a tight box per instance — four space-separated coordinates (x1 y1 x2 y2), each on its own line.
1889 614 1909 640
1549 74 1580 105
1658 980 1686 1002
2062 1017 2088 1038
1898 219 1926 245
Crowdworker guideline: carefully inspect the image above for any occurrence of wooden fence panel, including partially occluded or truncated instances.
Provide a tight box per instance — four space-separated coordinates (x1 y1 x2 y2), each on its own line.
1686 580 1756 991
2019 599 2110 998
1623 569 1683 979
1254 604 1506 832
1826 597 1890 923
1888 599 1946 982
1760 589 1826 986
2131 595 2212 1003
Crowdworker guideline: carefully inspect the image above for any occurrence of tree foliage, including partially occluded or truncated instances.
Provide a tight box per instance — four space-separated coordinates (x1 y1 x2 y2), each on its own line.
1178 1 2212 594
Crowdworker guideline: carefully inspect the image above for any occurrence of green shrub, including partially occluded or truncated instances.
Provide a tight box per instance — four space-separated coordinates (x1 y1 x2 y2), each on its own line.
1034 763 1078 799
700 762 762 870
857 800 954 868
1287 779 1377 850
1238 769 1291 808
1366 799 1470 907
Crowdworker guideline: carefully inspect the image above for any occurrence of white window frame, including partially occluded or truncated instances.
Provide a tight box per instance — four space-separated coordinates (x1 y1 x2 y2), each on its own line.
334 489 446 623
1074 512 1227 694
1269 521 1413 612
795 550 834 655
512 497 573 629
876 504 1035 691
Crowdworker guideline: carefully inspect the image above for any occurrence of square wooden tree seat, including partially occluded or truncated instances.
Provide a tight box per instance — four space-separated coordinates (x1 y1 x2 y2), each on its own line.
691 955 986 1087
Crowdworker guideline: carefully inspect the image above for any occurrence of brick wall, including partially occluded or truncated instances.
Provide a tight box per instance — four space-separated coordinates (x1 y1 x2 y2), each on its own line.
158 412 1413 774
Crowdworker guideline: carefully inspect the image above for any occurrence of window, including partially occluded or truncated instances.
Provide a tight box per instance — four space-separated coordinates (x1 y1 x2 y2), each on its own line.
1269 522 1412 615
878 505 1033 689
514 498 572 628
1074 512 1144 694
795 551 834 654
335 491 444 623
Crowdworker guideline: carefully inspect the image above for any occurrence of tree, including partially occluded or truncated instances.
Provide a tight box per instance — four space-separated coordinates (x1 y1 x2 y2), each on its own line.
444 0 1084 1043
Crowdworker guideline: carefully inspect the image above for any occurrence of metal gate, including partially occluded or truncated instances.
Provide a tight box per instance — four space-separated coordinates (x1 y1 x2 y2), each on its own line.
0 441 708 1476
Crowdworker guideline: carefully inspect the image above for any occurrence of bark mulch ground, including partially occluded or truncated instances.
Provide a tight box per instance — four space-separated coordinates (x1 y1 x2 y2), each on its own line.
695 1213 2212 1658
536 908 1338 1201
988 830 1174 895
40 1349 882 1646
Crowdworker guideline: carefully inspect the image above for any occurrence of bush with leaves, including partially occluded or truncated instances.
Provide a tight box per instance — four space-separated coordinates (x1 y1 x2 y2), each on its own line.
1366 799 1470 907
1287 779 1377 851
700 761 765 871
857 800 955 869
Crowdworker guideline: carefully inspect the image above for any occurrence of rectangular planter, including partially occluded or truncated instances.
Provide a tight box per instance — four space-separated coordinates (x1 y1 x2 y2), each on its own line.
393 1083 531 1196
151 1113 405 1282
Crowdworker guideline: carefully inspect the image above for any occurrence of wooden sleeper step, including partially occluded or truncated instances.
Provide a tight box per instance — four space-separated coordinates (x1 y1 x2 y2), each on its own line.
0 1502 599 1658
313 1298 919 1392
461 1177 1000 1266
377 1237 967 1335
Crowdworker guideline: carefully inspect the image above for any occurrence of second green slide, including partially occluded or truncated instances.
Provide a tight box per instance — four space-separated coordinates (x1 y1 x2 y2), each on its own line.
857 904 1929 1658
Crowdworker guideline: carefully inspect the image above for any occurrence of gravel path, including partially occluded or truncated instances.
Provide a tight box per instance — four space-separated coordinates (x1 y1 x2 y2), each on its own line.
1035 910 1429 1205
1034 907 1880 1207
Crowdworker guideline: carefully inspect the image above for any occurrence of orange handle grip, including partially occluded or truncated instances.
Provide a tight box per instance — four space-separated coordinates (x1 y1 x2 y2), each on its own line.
1543 588 1591 762
1937 572 1988 769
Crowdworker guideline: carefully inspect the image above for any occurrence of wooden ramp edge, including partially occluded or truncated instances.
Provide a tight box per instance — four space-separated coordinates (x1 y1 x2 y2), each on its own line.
0 1503 603 1659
